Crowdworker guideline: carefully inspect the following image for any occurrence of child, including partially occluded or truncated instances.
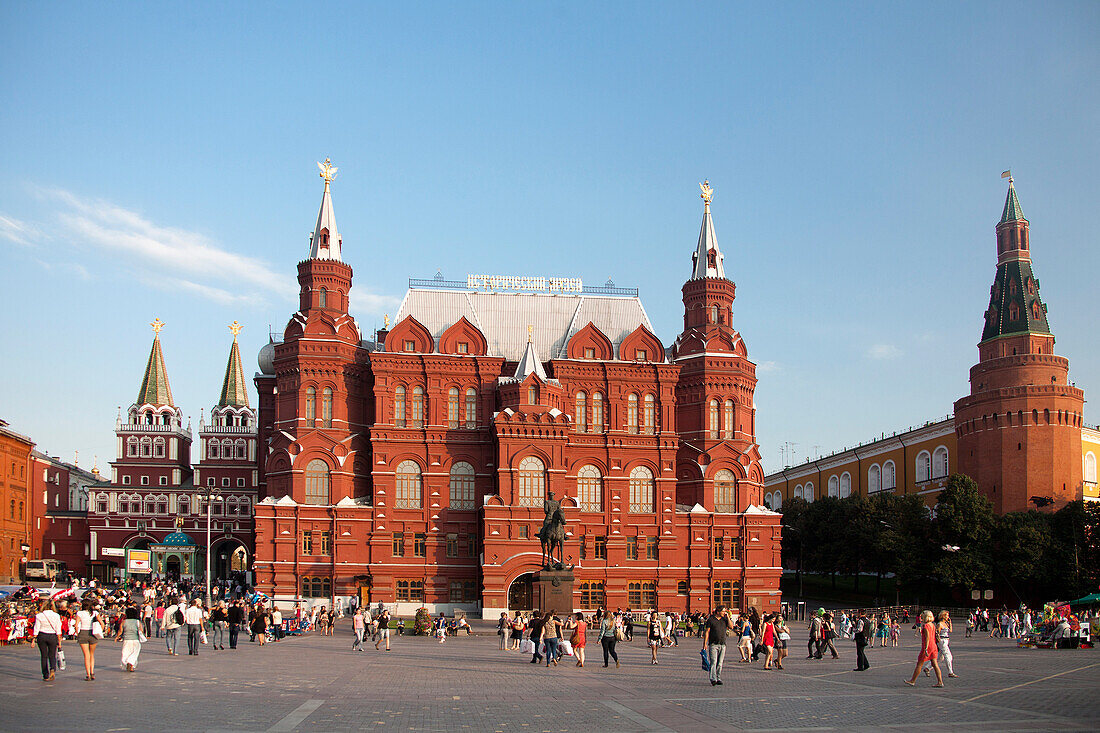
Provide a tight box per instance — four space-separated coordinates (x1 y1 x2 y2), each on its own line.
890 619 901 646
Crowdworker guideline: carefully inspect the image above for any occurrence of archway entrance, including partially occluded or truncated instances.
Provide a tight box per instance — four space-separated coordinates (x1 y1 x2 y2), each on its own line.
211 539 248 581
166 555 181 580
508 573 534 611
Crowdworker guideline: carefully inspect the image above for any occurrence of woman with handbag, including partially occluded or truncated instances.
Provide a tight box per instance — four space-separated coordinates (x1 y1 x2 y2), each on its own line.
569 612 587 667
32 598 64 681
76 596 103 680
115 606 144 672
598 611 621 668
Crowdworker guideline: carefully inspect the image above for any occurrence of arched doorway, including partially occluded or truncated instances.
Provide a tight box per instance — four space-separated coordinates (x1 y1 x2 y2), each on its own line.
165 555 181 580
508 572 534 611
211 539 248 581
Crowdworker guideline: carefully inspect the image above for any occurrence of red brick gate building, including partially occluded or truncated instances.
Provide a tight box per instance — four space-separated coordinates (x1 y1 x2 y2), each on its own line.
253 172 781 617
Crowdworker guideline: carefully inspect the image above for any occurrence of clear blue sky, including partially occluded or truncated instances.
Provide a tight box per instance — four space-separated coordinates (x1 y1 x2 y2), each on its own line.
2 2 1098 472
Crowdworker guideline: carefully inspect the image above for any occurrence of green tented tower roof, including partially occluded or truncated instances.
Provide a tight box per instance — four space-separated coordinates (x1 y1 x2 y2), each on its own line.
136 333 175 407
217 336 250 408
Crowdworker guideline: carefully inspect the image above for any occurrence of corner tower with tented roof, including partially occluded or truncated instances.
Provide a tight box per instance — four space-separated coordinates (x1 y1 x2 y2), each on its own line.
954 175 1085 512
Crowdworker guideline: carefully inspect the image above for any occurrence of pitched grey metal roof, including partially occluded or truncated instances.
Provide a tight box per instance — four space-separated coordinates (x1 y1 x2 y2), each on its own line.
513 338 548 380
395 289 657 362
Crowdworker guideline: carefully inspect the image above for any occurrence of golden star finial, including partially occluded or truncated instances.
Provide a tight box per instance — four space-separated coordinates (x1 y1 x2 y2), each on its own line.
699 180 714 207
151 318 165 335
229 320 243 340
318 157 338 188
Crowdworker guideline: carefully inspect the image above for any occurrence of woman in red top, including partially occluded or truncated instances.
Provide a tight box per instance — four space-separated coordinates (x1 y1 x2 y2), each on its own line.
762 614 777 670
569 612 587 667
905 610 944 687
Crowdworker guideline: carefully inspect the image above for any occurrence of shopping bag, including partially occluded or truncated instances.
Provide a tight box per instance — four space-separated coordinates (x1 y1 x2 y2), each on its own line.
200 629 208 645
520 638 534 654
57 649 66 671
539 641 547 657
560 639 574 656
91 619 104 639
700 648 710 671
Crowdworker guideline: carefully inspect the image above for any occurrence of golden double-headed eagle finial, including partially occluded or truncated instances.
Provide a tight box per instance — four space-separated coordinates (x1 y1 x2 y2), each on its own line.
229 320 243 340
151 318 165 335
699 180 714 206
318 158 338 188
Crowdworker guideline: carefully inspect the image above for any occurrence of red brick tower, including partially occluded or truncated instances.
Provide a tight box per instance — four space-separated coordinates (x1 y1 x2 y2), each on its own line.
954 176 1085 512
194 322 258 578
672 181 764 510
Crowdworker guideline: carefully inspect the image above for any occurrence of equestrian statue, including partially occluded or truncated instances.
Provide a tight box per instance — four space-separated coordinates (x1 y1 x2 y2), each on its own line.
539 490 567 569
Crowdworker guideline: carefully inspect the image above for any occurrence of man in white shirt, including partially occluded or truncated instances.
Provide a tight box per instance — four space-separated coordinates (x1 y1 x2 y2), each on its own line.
184 599 204 655
161 597 183 655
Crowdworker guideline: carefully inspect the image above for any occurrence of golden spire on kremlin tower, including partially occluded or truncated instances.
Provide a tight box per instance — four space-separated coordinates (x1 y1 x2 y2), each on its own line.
318 157 338 190
699 180 714 209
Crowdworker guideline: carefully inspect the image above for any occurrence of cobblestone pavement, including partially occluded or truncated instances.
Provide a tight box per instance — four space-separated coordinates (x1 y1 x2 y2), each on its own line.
1 624 1098 732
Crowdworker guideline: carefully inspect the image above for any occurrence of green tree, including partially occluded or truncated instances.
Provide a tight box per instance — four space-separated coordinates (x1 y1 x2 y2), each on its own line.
992 511 1051 600
932 474 993 590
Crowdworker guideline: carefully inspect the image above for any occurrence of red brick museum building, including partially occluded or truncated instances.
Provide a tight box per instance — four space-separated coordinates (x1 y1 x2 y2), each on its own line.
252 173 782 617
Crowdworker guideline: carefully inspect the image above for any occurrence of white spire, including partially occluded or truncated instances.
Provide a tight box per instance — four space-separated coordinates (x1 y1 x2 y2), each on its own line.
513 329 548 381
690 180 725 280
309 158 342 260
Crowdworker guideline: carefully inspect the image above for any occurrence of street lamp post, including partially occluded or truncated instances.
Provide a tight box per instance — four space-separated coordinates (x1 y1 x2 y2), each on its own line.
203 488 223 607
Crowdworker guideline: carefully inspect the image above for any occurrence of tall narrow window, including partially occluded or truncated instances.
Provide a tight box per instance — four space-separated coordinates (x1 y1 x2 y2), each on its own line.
465 388 477 429
577 465 602 512
322 387 333 428
868 464 881 493
517 456 545 507
839 472 851 498
883 460 896 490
1086 452 1097 484
411 386 424 428
916 452 931 482
932 447 949 479
394 386 406 427
626 536 638 560
305 387 316 425
449 462 476 510
710 305 718 323
643 394 655 435
629 465 655 513
591 392 604 432
395 461 422 509
723 400 734 439
304 459 330 505
528 384 538 404
709 399 720 439
448 387 460 428
318 287 327 308
301 530 313 555
714 469 736 513
594 535 607 559
627 393 639 434
575 392 587 433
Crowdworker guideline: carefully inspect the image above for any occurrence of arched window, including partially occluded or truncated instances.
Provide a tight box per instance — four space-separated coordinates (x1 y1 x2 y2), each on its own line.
394 386 406 427
709 399 720 439
144 496 156 515
643 394 656 435
916 451 931 482
465 388 477 429
304 459 330 504
577 464 602 512
395 460 422 509
772 490 783 509
627 394 639 434
177 495 191 515
449 462 475 510
591 392 604 432
1086 452 1097 484
141 438 151 457
448 387 460 428
868 464 881 493
208 441 218 459
153 438 165 458
575 392 587 433
883 460 896 490
714 469 736 513
235 439 246 459
528 384 538 404
155 495 168 515
794 484 804 500
222 439 233 458
305 387 316 425
804 481 814 503
723 400 734 439
840 472 851 498
710 305 718 323
517 456 545 508
629 465 655 513
932 446 949 479
318 287 327 308
411 386 424 428
828 475 838 498
322 387 333 428
127 438 138 457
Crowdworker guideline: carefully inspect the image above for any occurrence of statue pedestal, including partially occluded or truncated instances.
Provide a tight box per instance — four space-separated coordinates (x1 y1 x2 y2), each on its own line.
532 568 574 615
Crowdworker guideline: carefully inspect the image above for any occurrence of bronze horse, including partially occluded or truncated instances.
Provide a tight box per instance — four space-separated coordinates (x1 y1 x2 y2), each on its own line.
539 498 567 569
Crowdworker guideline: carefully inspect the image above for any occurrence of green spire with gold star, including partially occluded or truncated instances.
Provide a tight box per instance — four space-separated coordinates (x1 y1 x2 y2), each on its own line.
217 321 250 408
136 318 175 407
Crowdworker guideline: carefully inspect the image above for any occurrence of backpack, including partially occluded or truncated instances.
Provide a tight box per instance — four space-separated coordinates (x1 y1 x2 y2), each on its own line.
173 607 184 625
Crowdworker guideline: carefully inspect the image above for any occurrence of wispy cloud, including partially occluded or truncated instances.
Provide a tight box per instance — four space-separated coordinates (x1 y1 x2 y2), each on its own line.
867 343 902 360
757 360 780 373
0 214 39 247
351 290 401 317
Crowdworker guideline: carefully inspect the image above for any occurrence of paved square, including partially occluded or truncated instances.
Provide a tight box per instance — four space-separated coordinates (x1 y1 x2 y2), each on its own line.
1 623 1098 732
